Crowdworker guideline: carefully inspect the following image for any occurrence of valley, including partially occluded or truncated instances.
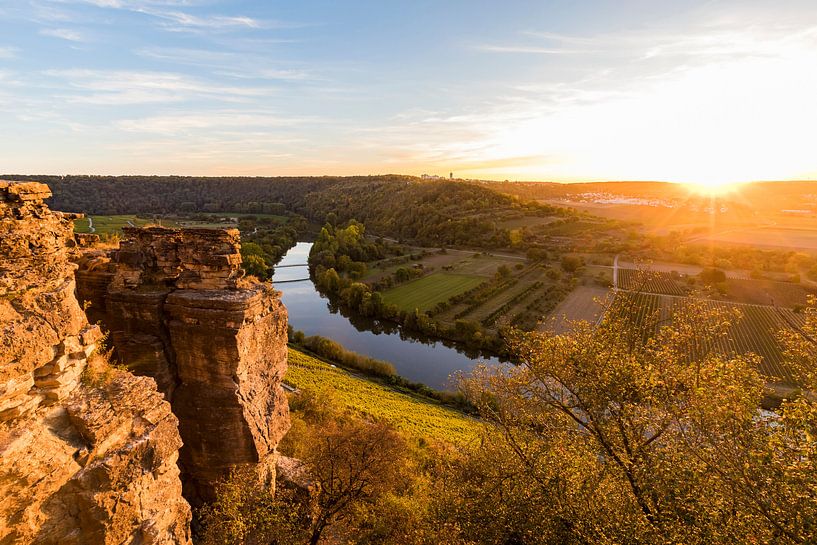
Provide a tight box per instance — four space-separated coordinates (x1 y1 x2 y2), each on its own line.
29 174 817 392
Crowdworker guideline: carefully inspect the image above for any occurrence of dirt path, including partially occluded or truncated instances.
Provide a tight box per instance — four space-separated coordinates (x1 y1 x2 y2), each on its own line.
613 254 619 290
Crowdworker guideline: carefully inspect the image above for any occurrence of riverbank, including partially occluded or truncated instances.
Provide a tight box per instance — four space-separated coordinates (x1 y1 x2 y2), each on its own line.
272 242 502 390
287 328 475 411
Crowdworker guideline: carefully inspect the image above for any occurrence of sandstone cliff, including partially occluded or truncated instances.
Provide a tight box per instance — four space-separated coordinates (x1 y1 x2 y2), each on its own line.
0 182 191 544
77 226 290 505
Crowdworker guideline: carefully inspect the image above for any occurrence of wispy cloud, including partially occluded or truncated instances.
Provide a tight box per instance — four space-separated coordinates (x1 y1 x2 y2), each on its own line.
75 1 204 7
64 0 302 33
475 44 582 55
0 47 18 59
220 68 315 81
134 47 315 81
43 69 276 104
144 10 263 31
117 110 318 133
478 22 817 65
39 28 86 42
135 46 238 66
29 2 82 23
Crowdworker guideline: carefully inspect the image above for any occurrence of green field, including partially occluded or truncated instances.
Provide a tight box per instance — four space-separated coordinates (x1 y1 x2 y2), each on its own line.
73 214 246 235
382 272 485 312
285 349 479 444
73 215 153 235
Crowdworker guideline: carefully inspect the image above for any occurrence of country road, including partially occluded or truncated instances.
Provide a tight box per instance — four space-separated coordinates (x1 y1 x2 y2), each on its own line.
613 254 619 290
87 216 95 233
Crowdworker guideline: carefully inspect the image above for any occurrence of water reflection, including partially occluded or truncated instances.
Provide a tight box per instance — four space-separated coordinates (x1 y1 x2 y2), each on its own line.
272 242 501 390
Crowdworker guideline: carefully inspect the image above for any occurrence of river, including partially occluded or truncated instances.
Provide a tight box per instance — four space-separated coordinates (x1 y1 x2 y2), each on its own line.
272 242 501 390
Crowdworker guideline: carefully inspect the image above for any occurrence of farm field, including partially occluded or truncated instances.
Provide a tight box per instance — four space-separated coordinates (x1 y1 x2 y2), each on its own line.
699 226 817 251
614 292 805 384
462 268 543 323
544 286 612 333
618 260 750 280
539 219 609 237
618 268 689 296
719 278 815 307
447 253 523 276
285 348 479 444
426 261 571 331
617 268 813 308
539 200 767 236
364 250 468 283
364 251 522 286
542 200 686 226
382 272 485 312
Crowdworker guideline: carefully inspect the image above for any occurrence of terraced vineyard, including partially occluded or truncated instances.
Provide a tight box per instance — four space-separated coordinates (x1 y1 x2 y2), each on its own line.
285 349 479 443
723 278 815 307
614 292 805 384
428 263 570 330
618 268 689 296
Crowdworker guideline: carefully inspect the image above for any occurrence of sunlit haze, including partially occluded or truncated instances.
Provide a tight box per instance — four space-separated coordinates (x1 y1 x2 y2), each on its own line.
2 0 816 185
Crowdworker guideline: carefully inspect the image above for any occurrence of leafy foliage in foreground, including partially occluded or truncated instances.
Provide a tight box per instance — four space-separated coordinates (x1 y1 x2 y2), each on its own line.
453 297 817 544
205 303 817 544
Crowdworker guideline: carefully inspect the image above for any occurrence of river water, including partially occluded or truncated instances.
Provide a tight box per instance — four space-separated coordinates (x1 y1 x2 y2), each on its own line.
272 242 501 390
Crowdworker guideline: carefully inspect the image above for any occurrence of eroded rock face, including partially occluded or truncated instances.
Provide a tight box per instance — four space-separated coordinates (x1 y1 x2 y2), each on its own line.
77 226 290 505
0 181 191 545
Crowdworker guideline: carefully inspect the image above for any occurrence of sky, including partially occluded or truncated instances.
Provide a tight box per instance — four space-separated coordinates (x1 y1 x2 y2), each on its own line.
1 0 816 184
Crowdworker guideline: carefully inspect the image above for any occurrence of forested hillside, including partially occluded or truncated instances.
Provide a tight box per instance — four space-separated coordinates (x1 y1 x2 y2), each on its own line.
4 174 571 248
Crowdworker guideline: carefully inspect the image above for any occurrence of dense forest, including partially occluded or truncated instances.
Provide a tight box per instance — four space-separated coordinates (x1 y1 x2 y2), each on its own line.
3 174 571 249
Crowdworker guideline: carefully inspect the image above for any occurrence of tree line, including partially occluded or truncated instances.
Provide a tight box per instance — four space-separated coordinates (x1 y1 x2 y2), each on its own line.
3 174 574 251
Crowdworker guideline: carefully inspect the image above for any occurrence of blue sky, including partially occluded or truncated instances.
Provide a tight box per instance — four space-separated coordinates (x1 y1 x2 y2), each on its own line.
1 0 816 183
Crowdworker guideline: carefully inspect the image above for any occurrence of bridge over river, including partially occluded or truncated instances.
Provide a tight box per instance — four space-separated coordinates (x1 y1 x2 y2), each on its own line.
272 262 309 282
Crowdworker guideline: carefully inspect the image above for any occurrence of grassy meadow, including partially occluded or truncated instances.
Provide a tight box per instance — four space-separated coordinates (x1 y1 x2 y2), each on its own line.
382 272 484 312
73 214 251 235
73 214 154 234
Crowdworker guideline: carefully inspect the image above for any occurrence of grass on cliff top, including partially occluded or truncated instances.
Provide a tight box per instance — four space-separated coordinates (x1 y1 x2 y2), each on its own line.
382 272 484 312
285 348 480 445
74 215 153 234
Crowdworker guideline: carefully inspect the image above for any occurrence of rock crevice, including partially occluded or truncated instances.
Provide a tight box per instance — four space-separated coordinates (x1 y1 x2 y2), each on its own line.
78 226 290 504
